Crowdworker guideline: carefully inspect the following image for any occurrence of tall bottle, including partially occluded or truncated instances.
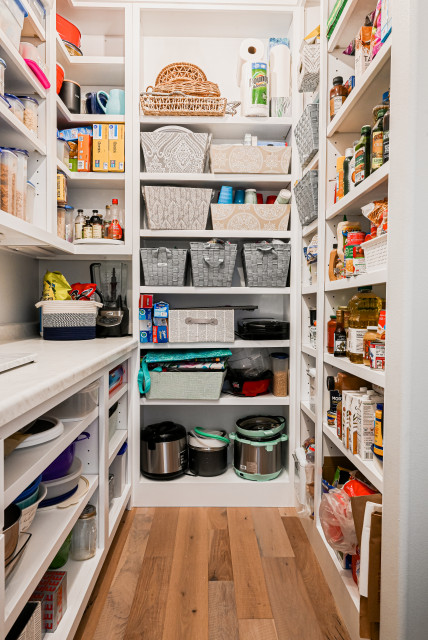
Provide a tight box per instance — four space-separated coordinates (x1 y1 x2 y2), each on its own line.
383 103 390 163
343 147 354 195
108 198 123 240
74 209 85 240
354 125 371 185
104 204 111 238
371 107 386 173
334 309 347 357
348 287 383 364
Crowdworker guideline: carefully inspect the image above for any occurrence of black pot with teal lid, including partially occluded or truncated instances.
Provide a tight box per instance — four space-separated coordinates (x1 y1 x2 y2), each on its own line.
236 415 285 441
188 428 229 477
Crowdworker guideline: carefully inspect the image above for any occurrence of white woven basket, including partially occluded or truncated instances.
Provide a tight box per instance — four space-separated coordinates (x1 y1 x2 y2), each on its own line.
363 235 388 272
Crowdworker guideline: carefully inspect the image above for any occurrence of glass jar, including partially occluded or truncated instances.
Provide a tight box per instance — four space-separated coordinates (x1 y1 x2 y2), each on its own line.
13 148 28 219
18 96 39 134
271 352 289 397
71 504 97 561
0 147 18 215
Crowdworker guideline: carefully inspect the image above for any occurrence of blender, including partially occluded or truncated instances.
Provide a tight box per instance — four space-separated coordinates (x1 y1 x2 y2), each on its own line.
90 262 129 337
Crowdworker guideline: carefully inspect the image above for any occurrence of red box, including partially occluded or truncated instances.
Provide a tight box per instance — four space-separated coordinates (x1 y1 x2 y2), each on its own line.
31 570 67 633
139 294 153 309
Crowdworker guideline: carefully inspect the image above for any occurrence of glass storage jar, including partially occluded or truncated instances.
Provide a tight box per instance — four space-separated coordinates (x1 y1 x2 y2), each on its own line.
71 504 97 561
13 148 28 219
271 352 289 397
64 204 74 243
18 96 39 134
0 147 18 215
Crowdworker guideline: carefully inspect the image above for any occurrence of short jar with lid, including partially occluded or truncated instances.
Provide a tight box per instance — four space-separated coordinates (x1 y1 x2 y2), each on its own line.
71 504 97 561
329 76 348 121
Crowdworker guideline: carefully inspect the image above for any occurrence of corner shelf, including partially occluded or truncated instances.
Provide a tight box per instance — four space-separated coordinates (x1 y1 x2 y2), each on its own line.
0 28 46 97
56 96 125 126
56 35 125 85
301 400 316 422
326 163 389 220
0 97 46 154
325 270 387 291
323 352 385 387
139 115 292 139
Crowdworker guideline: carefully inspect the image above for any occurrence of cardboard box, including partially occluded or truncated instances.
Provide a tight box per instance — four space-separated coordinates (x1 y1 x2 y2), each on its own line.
139 294 153 309
153 324 168 343
92 124 109 172
31 571 67 633
139 308 152 343
140 330 152 343
78 134 92 172
108 124 125 172
153 301 169 319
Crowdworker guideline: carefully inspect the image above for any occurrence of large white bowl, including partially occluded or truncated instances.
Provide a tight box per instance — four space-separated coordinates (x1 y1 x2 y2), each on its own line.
43 458 82 500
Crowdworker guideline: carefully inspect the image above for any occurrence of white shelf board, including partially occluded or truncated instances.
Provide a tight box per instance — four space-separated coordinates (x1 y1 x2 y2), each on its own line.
140 229 291 239
140 173 292 189
72 244 132 258
140 393 290 406
5 475 98 633
140 115 292 139
21 1 45 41
324 352 385 387
108 383 128 409
302 219 318 238
74 239 124 246
328 0 377 52
326 163 389 220
136 468 291 507
302 344 316 358
108 430 128 465
302 284 317 295
0 28 46 97
302 152 319 177
325 270 387 291
301 400 316 422
57 160 126 189
139 286 290 295
0 210 75 257
56 35 125 85
56 96 125 126
328 40 392 136
0 97 46 154
143 339 290 350
4 408 98 506
108 484 131 538
323 423 383 492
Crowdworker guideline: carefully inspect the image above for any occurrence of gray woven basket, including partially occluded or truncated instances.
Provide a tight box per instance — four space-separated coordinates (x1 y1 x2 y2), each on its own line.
294 171 318 226
295 104 319 168
146 371 226 400
242 242 291 288
140 246 188 286
190 241 237 287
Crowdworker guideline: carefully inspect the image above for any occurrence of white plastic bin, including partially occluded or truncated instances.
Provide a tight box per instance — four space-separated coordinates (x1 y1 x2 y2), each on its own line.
110 441 127 498
53 380 100 421
0 0 27 50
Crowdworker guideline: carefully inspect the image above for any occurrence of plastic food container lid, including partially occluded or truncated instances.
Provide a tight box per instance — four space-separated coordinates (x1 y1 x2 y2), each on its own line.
79 503 96 519
17 95 39 106
0 58 6 69
118 442 128 455
57 204 74 211
63 40 83 55
271 352 289 359
4 94 25 109
27 180 36 188
13 0 28 17
0 95 10 109
9 148 29 157
15 416 64 449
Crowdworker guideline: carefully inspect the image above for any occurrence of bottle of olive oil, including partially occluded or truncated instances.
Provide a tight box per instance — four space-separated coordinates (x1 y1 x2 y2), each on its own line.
348 287 383 364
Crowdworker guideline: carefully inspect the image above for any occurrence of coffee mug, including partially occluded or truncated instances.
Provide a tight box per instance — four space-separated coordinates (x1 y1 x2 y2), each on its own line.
234 189 245 204
85 91 108 115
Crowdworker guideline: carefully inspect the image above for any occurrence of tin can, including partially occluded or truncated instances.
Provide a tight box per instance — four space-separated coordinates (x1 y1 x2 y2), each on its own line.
369 340 385 370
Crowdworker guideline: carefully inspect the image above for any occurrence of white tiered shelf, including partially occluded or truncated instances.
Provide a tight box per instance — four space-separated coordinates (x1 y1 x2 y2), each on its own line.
140 229 291 239
56 35 125 85
326 163 389 220
140 173 292 189
140 394 290 406
0 96 46 154
139 115 292 139
140 286 291 295
324 352 385 387
325 269 387 291
0 28 46 97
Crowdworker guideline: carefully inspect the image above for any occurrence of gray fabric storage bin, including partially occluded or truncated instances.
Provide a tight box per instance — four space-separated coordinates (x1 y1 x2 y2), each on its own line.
143 186 213 230
190 241 237 287
140 126 211 173
242 242 291 288
146 371 226 400
140 246 188 286
294 170 318 226
169 309 235 343
295 104 319 168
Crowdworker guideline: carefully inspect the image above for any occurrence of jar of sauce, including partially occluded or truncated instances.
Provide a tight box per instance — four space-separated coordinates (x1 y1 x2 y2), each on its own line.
330 76 348 121
327 316 337 354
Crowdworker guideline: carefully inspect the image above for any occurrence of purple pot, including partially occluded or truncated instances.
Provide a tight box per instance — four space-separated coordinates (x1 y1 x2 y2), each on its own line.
42 432 90 481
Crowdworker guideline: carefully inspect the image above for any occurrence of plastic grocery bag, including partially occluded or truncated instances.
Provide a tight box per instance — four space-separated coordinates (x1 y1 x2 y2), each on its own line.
319 488 358 555
42 271 71 300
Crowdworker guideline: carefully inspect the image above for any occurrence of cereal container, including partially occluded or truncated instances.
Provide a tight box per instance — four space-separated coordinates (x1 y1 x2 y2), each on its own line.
4 93 24 122
13 148 28 219
0 147 17 215
18 96 39 133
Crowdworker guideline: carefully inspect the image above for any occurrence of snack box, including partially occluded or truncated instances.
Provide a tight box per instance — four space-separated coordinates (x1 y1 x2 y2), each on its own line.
78 134 92 172
108 124 125 172
92 123 108 172
153 325 168 343
139 294 153 309
153 301 169 319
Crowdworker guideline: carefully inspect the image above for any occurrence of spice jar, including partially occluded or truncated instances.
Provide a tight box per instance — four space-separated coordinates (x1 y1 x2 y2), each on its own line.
0 147 18 215
71 504 97 561
330 76 347 121
83 217 93 239
271 352 289 397
18 96 39 134
90 210 103 239
363 326 378 366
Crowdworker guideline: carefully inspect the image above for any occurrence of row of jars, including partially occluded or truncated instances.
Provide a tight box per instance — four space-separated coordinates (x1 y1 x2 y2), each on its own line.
0 146 35 222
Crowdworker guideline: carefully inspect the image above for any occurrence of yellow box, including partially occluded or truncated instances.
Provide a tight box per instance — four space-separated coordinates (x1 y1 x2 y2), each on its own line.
108 124 125 172
92 124 109 172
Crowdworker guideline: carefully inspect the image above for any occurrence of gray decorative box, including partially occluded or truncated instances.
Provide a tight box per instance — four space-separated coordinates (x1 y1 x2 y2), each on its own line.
169 309 235 343
293 171 318 226
140 247 188 286
146 371 226 400
140 126 211 173
143 186 213 230
242 242 291 287
190 241 238 287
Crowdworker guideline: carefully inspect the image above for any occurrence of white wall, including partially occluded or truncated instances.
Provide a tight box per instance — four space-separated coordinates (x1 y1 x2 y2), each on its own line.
0 252 39 327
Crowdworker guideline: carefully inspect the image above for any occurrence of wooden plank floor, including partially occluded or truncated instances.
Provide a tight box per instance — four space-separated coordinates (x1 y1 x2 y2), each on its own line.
76 508 351 640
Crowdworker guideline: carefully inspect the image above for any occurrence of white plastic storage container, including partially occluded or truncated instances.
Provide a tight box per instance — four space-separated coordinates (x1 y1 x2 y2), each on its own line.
53 380 100 421
13 148 28 219
0 147 17 215
25 181 35 223
110 441 127 498
0 0 27 50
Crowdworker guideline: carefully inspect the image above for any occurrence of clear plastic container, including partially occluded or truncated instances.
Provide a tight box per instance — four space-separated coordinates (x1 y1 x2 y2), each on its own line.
4 94 24 122
57 137 70 165
19 41 41 65
13 148 28 219
18 96 39 133
308 367 317 411
109 474 115 506
53 380 99 420
57 205 66 239
71 504 97 561
64 204 74 243
0 147 17 215
0 58 6 96
29 0 46 28
0 0 27 50
271 352 289 397
25 180 36 223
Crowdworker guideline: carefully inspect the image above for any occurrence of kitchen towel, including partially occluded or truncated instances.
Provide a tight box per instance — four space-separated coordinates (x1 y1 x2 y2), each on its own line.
269 42 291 117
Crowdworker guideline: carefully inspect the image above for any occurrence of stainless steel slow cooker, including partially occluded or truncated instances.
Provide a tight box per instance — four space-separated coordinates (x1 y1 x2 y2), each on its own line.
230 415 287 481
140 421 187 480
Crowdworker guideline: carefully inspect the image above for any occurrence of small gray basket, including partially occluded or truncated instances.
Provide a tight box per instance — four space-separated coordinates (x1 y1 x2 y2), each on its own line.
146 371 226 400
190 241 237 287
295 104 319 168
294 171 318 226
140 246 188 286
242 242 291 288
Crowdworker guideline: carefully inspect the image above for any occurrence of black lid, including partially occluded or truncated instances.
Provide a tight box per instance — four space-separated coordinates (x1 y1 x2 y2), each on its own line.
326 376 335 391
239 318 287 330
333 76 343 85
141 421 186 443
333 243 338 248
236 415 282 431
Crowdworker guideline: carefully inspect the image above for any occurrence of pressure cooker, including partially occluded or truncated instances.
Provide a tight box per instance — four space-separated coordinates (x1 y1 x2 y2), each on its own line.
188 428 229 477
230 415 287 481
140 421 187 480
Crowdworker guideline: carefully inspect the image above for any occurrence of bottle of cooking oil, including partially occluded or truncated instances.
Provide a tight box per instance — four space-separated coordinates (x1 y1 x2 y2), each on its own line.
348 287 383 364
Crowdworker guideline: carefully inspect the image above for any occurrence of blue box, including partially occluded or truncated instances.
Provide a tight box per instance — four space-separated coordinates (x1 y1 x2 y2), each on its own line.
140 330 153 343
139 308 152 321
153 302 169 319
153 325 168 343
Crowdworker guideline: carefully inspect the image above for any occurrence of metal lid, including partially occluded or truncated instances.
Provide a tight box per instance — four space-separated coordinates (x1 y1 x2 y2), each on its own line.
141 421 186 443
236 415 285 439
79 504 96 519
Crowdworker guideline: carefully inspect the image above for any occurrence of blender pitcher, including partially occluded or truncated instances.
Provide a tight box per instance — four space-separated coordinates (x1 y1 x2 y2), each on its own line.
90 262 129 337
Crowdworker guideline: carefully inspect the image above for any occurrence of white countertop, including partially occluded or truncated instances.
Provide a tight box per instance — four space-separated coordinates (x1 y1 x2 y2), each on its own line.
0 336 137 429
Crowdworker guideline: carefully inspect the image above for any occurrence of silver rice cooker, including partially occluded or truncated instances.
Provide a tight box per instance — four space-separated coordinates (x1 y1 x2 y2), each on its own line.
230 415 287 481
140 421 188 480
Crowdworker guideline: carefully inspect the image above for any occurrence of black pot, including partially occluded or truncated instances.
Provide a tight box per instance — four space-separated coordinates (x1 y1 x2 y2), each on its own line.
59 80 81 113
188 430 228 477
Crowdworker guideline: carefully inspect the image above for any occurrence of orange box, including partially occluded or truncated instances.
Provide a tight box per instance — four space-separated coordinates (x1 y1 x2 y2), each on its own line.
78 134 92 172
108 124 125 172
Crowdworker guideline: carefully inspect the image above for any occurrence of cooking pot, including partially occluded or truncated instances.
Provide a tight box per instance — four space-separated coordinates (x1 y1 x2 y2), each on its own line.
230 431 288 481
236 415 285 440
188 428 229 477
3 504 21 562
141 421 187 480
42 432 89 481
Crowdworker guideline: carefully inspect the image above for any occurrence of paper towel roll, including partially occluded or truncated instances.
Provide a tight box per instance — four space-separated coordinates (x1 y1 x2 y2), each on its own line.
236 38 265 88
240 61 269 117
269 43 291 98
